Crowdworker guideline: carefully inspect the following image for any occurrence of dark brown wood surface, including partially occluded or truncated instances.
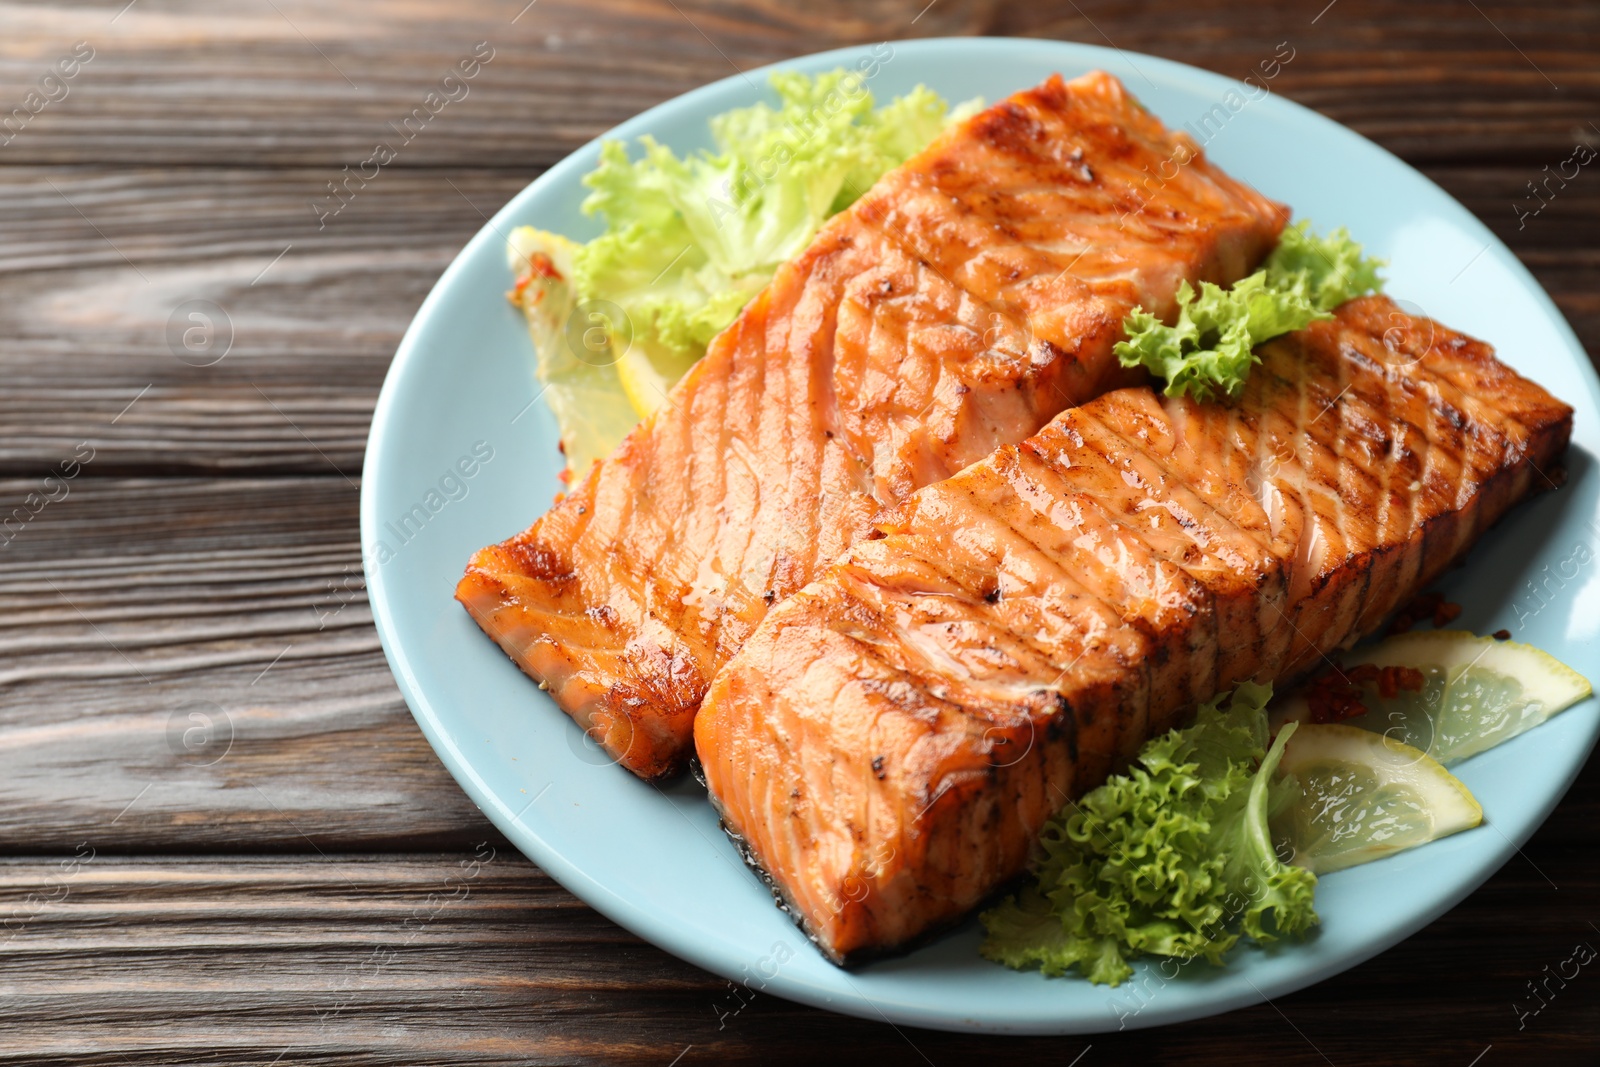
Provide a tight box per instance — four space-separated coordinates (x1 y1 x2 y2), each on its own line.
1 1 1597 1062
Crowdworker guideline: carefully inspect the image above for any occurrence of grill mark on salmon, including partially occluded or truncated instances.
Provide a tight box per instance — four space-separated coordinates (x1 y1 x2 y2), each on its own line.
458 72 1289 781
694 296 1573 963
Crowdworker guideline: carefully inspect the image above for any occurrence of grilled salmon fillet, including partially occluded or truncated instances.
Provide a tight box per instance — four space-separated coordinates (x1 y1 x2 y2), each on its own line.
458 72 1289 780
695 296 1573 963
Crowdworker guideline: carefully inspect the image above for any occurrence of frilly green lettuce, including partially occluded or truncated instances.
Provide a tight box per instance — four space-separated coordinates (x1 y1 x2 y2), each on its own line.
1265 220 1387 314
572 70 973 371
980 682 1318 987
1113 221 1385 401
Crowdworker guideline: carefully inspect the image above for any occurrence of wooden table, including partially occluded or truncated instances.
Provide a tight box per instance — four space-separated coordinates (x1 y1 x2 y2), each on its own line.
2 1 1596 1062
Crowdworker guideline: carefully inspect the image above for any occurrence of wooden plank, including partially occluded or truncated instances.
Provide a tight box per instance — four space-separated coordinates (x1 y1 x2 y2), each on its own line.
0 166 528 477
0 2 1594 169
0 163 1595 476
0 0 999 169
0 843 1595 1064
0 476 500 853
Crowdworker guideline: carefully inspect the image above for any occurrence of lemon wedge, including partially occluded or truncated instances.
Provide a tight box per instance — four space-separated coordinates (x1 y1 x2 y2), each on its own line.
1274 723 1482 874
506 227 641 478
614 338 700 420
1274 631 1592 766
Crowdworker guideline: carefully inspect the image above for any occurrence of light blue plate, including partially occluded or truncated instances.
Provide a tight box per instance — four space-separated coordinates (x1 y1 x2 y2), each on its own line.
362 38 1600 1034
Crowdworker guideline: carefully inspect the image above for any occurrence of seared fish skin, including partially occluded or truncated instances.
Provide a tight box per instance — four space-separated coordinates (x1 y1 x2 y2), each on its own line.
458 71 1289 781
694 296 1573 964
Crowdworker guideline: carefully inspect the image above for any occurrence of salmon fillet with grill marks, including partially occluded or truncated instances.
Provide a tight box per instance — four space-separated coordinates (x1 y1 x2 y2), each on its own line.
694 296 1573 963
457 71 1289 780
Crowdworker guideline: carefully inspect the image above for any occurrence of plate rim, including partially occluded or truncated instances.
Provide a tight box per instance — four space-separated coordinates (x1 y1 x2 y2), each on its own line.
361 35 1600 1034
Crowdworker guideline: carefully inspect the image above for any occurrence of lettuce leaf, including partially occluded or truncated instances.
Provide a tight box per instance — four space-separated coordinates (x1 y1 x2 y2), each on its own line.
1113 275 1324 402
572 70 969 378
1265 220 1387 313
980 682 1318 987
1113 221 1385 402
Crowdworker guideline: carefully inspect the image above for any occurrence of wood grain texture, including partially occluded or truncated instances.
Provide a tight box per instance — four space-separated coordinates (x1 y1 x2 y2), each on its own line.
0 477 500 853
0 840 1596 1065
0 1 1594 168
0 166 526 476
2 0 1599 1062
0 0 999 168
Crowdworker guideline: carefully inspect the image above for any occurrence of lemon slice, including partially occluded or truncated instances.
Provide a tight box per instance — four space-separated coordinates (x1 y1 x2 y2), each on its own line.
1275 631 1592 766
507 227 641 477
615 337 700 419
1274 723 1482 874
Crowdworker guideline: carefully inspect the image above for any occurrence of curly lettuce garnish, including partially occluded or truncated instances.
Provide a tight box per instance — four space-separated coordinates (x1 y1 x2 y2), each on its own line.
1265 221 1387 314
980 682 1317 987
1114 221 1385 401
